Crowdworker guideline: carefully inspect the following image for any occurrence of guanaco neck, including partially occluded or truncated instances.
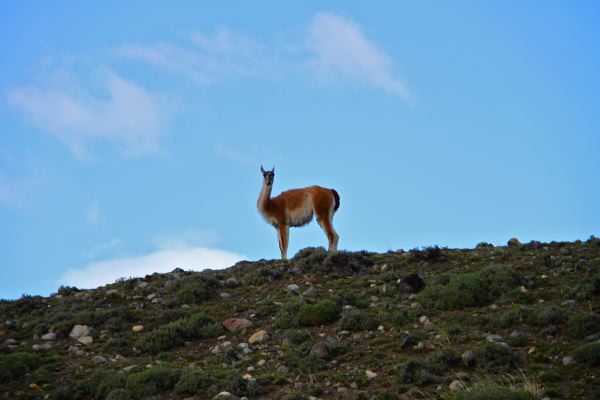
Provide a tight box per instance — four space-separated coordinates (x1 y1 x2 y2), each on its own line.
257 180 273 216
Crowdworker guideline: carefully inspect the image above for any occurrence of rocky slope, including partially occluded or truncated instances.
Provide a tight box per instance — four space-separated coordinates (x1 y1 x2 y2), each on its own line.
1 237 600 400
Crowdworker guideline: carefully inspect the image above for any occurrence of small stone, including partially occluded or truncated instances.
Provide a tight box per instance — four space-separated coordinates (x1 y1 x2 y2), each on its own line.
378 325 385 332
41 332 57 341
561 300 576 307
137 281 148 288
337 387 357 400
518 286 528 293
242 373 255 381
286 284 300 291
123 365 140 373
32 343 52 351
3 339 18 345
223 318 253 332
507 237 521 246
370 295 379 302
303 287 320 298
132 325 144 333
248 329 268 344
92 355 108 365
489 304 499 310
486 334 503 342
419 316 429 324
365 369 377 379
78 336 93 345
310 341 329 358
220 292 232 299
562 356 575 366
226 277 241 288
461 350 475 366
449 380 466 391
246 366 255 372
70 325 92 339
146 293 157 300
528 347 536 354
151 297 160 304
257 359 266 367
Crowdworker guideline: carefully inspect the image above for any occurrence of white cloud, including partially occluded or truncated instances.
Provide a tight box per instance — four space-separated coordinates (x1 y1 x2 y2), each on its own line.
60 245 246 289
7 69 168 159
306 12 410 99
118 26 270 85
86 200 102 225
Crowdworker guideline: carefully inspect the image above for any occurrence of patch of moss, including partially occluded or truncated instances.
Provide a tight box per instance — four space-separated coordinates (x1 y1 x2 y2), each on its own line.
297 299 341 327
125 366 179 399
566 313 600 339
339 309 377 331
0 352 41 383
417 265 519 310
174 368 216 395
574 342 600 366
476 342 519 372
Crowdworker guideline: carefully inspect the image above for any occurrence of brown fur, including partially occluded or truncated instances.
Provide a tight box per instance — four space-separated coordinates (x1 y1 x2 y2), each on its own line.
258 171 340 260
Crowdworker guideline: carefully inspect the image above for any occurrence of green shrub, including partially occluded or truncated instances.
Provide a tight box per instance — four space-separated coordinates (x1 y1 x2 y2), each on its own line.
174 368 216 395
477 342 519 372
417 265 519 310
574 342 600 366
450 385 534 400
173 274 221 304
96 372 127 399
106 389 133 400
126 366 179 399
422 350 459 375
394 359 438 386
297 299 341 327
536 306 568 326
566 313 600 339
0 352 41 383
372 392 398 400
138 313 222 353
339 309 377 331
274 298 306 329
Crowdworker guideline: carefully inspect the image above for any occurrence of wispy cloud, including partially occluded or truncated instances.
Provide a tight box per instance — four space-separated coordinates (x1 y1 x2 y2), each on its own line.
61 244 246 289
7 69 168 159
306 12 410 99
85 200 102 225
118 26 271 85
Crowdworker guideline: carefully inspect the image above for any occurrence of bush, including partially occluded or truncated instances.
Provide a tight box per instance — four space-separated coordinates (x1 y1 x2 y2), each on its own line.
339 309 377 331
297 299 341 327
574 342 600 366
138 313 222 353
96 372 127 399
566 313 600 339
0 352 41 383
126 366 179 399
476 342 519 372
394 359 439 386
422 350 459 375
106 389 133 400
450 385 534 400
417 265 519 310
173 274 221 304
274 298 306 329
174 368 216 395
536 306 568 326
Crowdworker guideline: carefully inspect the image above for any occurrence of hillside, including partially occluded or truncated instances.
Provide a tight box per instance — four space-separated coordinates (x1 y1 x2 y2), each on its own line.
1 237 600 400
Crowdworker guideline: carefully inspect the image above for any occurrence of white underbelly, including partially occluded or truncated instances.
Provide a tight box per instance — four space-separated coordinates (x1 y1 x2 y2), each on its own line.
287 205 314 227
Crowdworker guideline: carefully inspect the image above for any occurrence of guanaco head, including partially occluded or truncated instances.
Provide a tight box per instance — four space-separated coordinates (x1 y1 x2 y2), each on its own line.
260 165 275 186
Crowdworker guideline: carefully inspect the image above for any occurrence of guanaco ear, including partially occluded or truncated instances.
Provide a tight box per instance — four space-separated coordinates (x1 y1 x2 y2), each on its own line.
260 165 266 175
271 166 275 173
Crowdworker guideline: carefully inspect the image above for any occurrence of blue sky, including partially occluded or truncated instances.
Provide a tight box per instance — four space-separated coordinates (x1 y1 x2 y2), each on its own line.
1 1 599 299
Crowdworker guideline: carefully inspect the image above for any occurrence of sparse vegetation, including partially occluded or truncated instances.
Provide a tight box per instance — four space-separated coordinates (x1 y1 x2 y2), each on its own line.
0 239 598 399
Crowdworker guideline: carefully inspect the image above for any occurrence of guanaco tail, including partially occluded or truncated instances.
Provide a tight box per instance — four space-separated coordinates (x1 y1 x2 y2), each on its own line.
257 166 340 260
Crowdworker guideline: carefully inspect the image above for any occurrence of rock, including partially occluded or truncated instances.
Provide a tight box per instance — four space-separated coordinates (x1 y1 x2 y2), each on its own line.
70 325 92 339
78 336 93 345
510 330 532 339
220 292 232 299
303 287 321 298
29 383 40 391
3 339 18 345
146 293 157 300
507 237 521 246
123 365 141 374
486 334 503 342
286 284 300 291
248 330 268 344
92 355 108 365
310 341 329 358
449 380 466 391
400 334 417 350
562 356 575 366
561 300 576 307
365 370 377 379
257 359 266 367
223 318 253 332
41 332 57 341
226 277 241 288
419 316 429 324
242 373 255 381
400 273 426 293
132 325 144 333
137 281 148 289
337 387 357 400
213 391 239 400
32 343 52 351
461 350 475 366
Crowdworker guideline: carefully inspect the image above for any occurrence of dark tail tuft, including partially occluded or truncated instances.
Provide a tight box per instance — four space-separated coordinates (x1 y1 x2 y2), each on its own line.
331 189 340 212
